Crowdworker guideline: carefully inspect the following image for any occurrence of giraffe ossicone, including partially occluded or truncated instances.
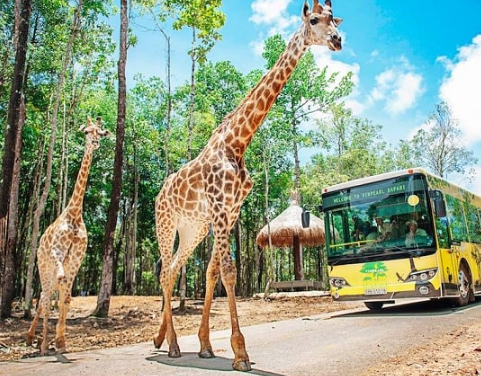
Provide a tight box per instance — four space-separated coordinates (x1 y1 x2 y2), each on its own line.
154 0 343 371
26 116 109 355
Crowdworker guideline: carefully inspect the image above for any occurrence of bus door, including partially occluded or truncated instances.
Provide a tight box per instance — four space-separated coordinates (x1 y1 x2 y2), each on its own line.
434 217 457 295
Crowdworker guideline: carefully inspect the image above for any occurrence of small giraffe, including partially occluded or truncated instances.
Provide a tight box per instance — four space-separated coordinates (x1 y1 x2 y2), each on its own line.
154 0 342 371
27 116 109 355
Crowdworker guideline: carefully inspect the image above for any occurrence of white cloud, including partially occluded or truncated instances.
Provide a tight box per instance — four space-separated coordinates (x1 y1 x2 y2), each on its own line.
367 58 424 116
312 48 363 114
250 0 294 27
249 0 299 57
438 34 481 144
387 72 423 114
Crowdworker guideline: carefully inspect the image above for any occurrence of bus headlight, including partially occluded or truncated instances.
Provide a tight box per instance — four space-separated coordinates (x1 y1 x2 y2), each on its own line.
405 268 437 283
330 277 349 287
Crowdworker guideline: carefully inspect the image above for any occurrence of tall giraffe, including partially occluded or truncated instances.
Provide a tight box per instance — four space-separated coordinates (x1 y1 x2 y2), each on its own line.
154 0 342 371
27 116 109 355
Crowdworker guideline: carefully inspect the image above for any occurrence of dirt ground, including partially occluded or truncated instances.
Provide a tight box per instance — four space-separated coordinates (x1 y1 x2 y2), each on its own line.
1 295 480 375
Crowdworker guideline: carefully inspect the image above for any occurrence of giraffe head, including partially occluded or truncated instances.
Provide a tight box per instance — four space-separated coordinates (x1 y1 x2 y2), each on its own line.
80 116 110 150
302 0 343 51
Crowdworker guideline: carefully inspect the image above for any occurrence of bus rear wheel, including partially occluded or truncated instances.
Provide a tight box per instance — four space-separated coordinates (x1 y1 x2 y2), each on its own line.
452 263 472 307
364 302 384 310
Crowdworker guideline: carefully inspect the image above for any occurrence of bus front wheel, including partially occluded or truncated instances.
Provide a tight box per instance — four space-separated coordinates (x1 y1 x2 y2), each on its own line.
364 302 384 310
452 263 472 307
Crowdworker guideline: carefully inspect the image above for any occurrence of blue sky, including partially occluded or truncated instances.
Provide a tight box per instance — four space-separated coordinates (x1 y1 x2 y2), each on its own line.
126 1 481 195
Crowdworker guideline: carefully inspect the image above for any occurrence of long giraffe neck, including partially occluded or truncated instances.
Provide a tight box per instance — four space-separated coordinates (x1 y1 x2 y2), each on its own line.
221 28 308 158
66 144 94 216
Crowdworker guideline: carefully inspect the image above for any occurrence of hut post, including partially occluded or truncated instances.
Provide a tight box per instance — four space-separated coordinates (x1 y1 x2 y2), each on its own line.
293 235 304 281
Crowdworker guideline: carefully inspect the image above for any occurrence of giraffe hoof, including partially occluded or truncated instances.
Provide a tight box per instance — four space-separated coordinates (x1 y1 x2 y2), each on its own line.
153 336 164 349
233 360 252 372
56 347 67 354
56 337 66 350
168 348 181 358
26 335 34 346
198 349 215 359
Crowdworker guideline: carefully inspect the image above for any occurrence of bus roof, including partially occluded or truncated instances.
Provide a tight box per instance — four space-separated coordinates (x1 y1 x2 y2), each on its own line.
321 167 432 194
322 167 481 204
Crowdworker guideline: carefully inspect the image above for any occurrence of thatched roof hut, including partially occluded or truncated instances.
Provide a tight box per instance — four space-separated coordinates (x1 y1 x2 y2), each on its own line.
255 202 325 248
256 199 325 281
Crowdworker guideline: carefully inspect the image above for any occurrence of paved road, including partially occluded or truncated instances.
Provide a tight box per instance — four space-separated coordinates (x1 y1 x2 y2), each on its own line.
3 299 481 376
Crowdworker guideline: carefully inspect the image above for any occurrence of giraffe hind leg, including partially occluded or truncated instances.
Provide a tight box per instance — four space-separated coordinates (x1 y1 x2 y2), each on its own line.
38 290 52 355
26 302 42 346
154 222 208 358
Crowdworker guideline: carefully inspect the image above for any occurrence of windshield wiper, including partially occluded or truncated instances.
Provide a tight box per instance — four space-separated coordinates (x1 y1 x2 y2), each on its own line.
329 252 360 269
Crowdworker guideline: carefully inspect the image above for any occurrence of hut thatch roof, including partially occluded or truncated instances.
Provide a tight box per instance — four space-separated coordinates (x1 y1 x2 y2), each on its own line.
256 201 325 248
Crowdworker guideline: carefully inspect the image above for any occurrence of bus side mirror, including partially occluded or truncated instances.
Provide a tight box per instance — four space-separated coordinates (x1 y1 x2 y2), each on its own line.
430 190 446 218
434 198 446 218
302 209 310 228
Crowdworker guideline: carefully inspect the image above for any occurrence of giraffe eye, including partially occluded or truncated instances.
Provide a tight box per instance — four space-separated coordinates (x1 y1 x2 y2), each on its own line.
310 17 318 25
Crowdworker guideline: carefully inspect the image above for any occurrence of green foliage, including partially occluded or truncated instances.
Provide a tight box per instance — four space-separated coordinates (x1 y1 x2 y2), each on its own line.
156 0 225 63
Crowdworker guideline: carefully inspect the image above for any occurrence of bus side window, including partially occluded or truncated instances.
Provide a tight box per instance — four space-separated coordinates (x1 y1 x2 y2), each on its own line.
465 204 481 243
435 217 449 248
445 195 469 242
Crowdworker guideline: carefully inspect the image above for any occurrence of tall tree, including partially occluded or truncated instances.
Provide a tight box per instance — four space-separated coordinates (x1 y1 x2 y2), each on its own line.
94 0 128 317
0 0 32 318
412 102 478 181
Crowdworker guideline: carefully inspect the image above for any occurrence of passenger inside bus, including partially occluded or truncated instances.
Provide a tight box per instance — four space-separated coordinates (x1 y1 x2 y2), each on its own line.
352 216 370 241
405 219 428 247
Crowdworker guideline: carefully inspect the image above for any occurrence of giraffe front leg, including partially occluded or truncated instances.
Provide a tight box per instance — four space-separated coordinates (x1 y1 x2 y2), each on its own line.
197 258 219 359
221 256 251 371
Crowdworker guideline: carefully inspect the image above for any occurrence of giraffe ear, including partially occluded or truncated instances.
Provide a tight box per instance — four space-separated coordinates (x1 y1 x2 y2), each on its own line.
303 1 310 19
333 17 342 26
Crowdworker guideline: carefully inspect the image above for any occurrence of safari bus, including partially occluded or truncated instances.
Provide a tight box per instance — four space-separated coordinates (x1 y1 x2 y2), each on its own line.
320 167 481 310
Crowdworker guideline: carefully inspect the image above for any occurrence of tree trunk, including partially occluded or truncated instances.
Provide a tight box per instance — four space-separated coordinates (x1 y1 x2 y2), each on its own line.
23 0 83 317
178 26 198 311
124 154 138 295
2 95 26 318
148 8 172 177
0 0 31 318
261 140 274 299
94 0 127 317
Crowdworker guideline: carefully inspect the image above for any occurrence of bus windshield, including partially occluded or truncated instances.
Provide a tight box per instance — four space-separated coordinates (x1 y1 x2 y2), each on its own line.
322 174 436 264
